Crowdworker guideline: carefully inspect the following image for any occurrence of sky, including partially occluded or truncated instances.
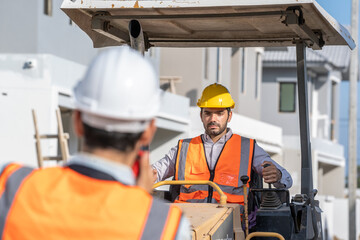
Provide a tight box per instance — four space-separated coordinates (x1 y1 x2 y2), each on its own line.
316 0 352 26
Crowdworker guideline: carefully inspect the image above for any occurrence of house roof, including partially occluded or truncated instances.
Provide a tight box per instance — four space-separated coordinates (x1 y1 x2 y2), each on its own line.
263 45 351 69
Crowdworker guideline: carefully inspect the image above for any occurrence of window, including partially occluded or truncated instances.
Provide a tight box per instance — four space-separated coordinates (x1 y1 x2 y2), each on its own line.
279 82 296 112
255 52 261 99
149 47 155 57
330 82 337 140
204 48 209 80
44 0 52 16
216 47 221 83
240 48 246 93
231 48 239 56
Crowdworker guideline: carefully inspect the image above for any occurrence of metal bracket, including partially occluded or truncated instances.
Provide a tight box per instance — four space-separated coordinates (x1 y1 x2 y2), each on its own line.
282 6 325 50
91 12 130 44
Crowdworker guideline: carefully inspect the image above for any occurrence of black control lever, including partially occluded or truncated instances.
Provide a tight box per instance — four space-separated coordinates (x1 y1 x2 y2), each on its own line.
263 163 272 189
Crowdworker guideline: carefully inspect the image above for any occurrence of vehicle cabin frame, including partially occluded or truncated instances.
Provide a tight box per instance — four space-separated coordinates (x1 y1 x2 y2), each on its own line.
61 1 355 239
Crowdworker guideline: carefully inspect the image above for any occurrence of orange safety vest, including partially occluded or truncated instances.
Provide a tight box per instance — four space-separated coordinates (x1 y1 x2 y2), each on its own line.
0 163 182 240
174 134 254 205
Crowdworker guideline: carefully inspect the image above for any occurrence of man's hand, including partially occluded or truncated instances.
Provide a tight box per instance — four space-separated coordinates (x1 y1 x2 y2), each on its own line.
152 168 158 183
262 161 282 184
136 152 154 193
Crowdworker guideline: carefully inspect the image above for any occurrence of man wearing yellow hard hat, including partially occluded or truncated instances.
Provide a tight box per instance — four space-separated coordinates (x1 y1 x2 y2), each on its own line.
152 83 292 207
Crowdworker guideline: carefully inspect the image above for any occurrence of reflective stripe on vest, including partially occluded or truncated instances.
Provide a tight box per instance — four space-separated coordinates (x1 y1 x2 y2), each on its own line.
0 164 182 240
175 138 192 181
0 163 23 197
0 165 33 238
175 134 254 204
141 199 182 240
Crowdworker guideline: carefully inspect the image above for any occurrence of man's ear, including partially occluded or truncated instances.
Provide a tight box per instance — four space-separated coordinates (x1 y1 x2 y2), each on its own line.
227 110 233 123
73 110 84 137
140 119 157 145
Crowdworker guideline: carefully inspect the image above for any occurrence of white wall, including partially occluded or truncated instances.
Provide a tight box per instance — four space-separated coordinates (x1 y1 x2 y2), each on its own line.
0 54 87 167
333 198 360 240
159 48 204 106
317 196 360 240
0 76 58 167
231 48 262 119
0 0 98 65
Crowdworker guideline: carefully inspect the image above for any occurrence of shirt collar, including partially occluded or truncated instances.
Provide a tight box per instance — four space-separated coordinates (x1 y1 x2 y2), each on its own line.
65 153 136 186
202 128 233 143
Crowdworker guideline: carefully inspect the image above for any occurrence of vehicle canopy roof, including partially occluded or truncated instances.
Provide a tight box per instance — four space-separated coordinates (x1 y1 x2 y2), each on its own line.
61 0 355 50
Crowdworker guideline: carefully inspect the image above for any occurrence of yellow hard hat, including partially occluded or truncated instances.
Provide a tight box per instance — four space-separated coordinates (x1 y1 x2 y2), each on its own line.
197 83 235 108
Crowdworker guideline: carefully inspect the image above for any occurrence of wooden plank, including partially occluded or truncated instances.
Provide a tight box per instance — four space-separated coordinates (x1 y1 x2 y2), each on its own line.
56 109 70 162
32 109 44 168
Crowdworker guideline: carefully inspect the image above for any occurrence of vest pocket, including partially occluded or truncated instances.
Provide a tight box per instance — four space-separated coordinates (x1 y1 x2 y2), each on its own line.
190 164 206 175
217 173 238 186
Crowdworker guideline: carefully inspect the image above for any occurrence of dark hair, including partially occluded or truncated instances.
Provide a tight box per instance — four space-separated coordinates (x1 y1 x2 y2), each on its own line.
83 123 143 152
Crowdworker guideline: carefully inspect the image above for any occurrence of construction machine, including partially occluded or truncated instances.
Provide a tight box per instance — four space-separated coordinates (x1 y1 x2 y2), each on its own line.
61 1 355 239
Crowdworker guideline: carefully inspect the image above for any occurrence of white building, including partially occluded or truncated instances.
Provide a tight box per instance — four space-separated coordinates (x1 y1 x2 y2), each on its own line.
0 1 189 168
0 0 99 166
262 46 360 239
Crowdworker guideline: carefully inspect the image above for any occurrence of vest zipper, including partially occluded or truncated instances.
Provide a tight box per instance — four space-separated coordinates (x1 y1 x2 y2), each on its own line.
207 170 215 203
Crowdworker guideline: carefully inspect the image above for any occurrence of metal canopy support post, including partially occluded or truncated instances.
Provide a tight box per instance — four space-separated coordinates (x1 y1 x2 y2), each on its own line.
296 41 313 197
348 0 358 239
296 41 323 240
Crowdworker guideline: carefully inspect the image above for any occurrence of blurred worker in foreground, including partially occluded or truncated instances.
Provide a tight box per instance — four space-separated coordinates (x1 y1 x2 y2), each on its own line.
152 83 292 205
0 47 190 240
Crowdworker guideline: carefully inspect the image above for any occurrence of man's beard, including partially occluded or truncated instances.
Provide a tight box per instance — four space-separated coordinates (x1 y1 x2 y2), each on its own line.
205 121 227 137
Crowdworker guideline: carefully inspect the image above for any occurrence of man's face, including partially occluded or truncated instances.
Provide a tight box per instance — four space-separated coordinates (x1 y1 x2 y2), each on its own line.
200 108 232 138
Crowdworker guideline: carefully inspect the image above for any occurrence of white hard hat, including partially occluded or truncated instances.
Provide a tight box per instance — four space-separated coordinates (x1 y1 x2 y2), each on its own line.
73 46 161 133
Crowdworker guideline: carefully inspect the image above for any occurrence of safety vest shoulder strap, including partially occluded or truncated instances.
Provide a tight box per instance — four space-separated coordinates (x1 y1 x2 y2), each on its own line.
0 163 23 196
0 165 33 237
141 198 182 240
238 135 255 182
175 137 193 180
